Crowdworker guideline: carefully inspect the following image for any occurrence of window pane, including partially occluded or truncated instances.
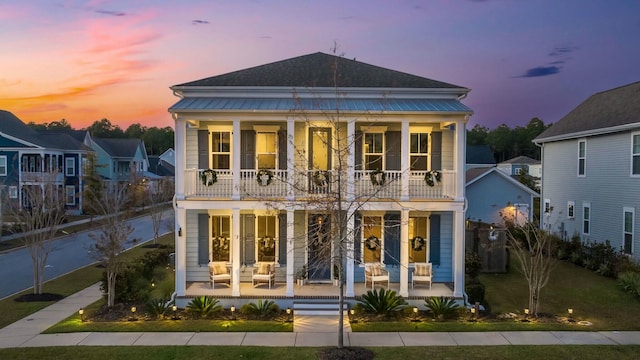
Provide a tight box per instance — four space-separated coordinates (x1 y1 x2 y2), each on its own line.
212 154 230 169
419 134 428 153
365 155 382 170
257 133 276 153
624 234 632 254
221 132 230 152
410 156 427 171
257 154 276 169
624 211 633 232
633 155 640 175
578 159 585 175
633 134 640 153
410 134 419 153
579 141 585 157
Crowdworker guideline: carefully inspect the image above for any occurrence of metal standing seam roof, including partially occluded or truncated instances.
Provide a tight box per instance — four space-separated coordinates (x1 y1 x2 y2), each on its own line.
169 97 472 113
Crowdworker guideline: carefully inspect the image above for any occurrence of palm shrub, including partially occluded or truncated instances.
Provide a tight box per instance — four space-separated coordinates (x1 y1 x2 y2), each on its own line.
425 296 460 320
186 296 222 318
145 298 170 319
357 288 407 316
240 299 280 318
618 272 640 299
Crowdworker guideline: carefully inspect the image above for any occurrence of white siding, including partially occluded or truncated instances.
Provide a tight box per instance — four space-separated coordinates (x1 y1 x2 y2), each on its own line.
542 131 640 261
185 211 208 282
185 127 198 169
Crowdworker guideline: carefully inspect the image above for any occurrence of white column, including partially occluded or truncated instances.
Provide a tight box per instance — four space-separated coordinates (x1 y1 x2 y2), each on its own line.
346 120 355 202
346 210 355 297
175 206 187 296
400 120 410 201
286 209 295 297
232 119 241 200
454 121 466 202
232 208 241 296
453 209 465 298
174 115 185 199
287 117 295 201
399 208 409 297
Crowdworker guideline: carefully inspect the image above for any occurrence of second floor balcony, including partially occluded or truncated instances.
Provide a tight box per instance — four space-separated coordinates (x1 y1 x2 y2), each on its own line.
184 168 455 201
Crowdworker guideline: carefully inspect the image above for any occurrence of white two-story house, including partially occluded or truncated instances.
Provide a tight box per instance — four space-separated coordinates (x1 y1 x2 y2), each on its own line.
534 81 639 262
169 52 472 307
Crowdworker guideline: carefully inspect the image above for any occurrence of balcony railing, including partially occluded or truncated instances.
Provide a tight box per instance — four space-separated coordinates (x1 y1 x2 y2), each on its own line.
21 172 65 183
184 169 456 200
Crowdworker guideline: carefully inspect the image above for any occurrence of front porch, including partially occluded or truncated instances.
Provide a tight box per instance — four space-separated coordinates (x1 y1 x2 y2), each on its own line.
179 281 455 308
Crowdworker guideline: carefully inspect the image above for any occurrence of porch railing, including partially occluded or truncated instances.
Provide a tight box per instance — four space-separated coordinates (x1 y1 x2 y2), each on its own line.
184 168 456 200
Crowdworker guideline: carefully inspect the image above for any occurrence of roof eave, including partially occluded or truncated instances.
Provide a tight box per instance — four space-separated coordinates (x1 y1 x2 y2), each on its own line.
534 122 640 144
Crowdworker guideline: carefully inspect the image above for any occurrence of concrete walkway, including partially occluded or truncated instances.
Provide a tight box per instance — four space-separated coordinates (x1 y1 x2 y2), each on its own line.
1 283 640 348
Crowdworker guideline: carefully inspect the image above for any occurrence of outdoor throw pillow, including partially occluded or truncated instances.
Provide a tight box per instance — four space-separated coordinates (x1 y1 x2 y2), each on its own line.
258 263 270 275
370 265 381 276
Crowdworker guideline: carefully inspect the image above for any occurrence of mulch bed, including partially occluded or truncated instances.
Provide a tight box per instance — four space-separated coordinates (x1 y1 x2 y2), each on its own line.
14 293 65 302
317 347 375 360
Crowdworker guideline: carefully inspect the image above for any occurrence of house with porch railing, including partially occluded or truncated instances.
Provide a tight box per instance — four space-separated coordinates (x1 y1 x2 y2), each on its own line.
169 52 472 307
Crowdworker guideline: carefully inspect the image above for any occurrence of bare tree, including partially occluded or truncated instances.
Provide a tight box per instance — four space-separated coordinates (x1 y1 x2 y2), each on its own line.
505 221 558 316
88 183 134 307
256 48 402 348
4 174 67 295
147 178 174 245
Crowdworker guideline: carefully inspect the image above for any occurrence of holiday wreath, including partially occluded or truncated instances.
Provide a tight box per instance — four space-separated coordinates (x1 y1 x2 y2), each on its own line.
312 170 330 187
370 169 386 186
411 236 426 251
256 169 274 186
201 169 217 186
365 235 380 250
424 170 441 187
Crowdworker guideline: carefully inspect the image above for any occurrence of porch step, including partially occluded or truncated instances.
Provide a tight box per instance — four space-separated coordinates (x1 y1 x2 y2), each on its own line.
293 301 349 316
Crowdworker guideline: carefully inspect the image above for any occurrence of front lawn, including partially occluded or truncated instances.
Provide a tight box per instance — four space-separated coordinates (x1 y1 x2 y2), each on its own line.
1 346 640 360
0 234 174 329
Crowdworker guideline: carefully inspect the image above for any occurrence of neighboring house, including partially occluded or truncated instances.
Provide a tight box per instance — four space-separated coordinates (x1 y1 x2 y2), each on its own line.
466 144 496 170
497 156 541 177
534 81 640 262
466 167 539 226
0 110 90 215
83 133 150 183
169 52 472 307
148 148 175 177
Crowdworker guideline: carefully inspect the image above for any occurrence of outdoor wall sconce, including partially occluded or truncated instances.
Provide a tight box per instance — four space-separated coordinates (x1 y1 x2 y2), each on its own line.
178 227 182 237
230 305 236 320
78 308 84 322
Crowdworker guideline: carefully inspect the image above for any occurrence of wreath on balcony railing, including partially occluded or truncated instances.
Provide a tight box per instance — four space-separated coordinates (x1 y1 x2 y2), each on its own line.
365 235 380 251
411 236 426 251
201 169 217 186
256 169 274 186
312 170 330 187
370 169 386 186
424 170 441 187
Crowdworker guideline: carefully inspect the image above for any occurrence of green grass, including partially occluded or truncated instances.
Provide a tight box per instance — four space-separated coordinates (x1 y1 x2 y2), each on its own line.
479 258 640 330
0 346 639 360
0 234 174 329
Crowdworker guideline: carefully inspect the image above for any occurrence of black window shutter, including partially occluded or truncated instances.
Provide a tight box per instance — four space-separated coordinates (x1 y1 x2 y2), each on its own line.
429 214 441 265
383 212 401 265
241 214 256 265
197 130 209 169
431 132 442 170
241 130 256 169
385 131 401 171
278 130 287 170
354 131 363 170
197 213 209 265
278 213 287 264
354 212 361 264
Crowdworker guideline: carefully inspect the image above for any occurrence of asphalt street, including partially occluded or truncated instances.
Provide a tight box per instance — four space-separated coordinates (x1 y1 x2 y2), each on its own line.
0 210 173 299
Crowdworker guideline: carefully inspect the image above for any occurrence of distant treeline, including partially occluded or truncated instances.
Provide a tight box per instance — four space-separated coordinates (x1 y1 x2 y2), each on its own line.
467 117 551 162
27 118 174 156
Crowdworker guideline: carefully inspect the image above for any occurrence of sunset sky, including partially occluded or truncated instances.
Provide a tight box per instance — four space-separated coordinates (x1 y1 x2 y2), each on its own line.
1 0 639 131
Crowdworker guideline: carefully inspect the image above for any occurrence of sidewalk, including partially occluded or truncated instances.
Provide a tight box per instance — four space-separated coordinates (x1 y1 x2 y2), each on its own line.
1 283 640 348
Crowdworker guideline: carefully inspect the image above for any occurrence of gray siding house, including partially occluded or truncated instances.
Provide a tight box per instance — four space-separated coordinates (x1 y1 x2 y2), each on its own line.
534 81 640 262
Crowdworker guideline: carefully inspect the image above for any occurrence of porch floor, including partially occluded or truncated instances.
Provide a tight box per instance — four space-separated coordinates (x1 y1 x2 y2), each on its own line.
184 281 453 299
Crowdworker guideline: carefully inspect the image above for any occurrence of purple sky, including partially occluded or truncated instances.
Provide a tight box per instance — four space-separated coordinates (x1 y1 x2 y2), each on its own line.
1 0 639 129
